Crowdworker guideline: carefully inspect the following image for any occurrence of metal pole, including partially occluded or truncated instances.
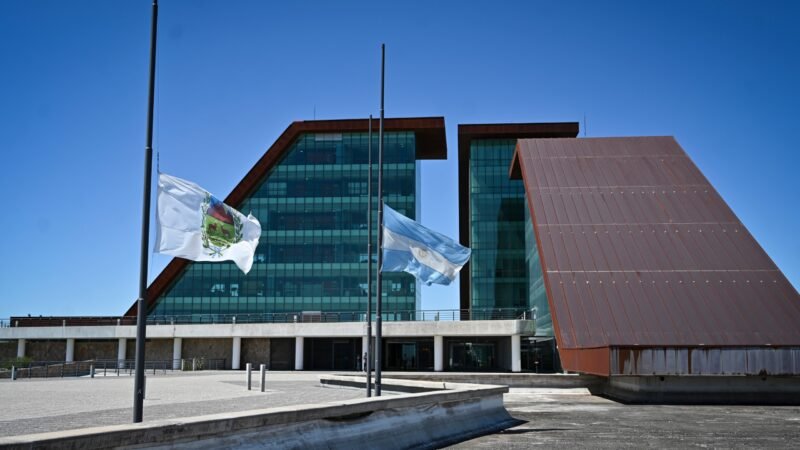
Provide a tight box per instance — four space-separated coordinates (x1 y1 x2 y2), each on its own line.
134 0 158 424
246 363 252 390
375 43 385 396
260 364 266 392
366 114 373 398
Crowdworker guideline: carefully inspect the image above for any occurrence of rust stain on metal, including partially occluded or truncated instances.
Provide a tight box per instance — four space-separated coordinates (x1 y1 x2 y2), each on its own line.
512 136 800 375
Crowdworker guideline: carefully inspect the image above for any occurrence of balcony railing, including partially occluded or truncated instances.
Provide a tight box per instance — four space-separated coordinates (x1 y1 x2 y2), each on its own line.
5 308 534 327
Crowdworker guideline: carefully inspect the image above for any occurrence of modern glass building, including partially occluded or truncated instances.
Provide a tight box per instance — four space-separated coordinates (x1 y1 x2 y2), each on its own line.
6 116 798 397
457 123 580 371
466 138 528 311
458 124 579 323
133 118 447 321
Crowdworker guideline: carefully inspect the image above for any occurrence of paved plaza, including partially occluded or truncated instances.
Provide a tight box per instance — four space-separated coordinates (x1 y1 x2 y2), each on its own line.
0 371 367 437
1 372 799 448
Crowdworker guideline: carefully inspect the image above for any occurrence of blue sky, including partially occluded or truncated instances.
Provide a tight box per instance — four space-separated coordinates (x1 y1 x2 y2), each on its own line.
0 0 797 318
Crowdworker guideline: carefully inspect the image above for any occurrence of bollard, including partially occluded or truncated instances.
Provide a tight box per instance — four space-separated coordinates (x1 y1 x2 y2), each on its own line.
90 364 95 378
10 366 15 381
260 364 266 392
246 363 252 390
192 358 197 371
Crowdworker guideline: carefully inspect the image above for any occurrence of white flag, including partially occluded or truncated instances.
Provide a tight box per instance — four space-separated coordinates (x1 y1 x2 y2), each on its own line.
155 173 261 274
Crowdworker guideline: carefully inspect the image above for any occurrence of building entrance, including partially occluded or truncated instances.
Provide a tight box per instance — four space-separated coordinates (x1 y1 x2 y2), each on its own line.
520 337 560 373
384 339 434 371
303 338 361 371
449 342 496 371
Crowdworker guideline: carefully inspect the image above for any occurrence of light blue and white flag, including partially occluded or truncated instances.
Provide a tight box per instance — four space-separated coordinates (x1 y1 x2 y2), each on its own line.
381 204 471 286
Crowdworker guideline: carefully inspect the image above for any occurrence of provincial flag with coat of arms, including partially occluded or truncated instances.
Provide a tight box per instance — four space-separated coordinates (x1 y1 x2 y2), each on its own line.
155 173 262 274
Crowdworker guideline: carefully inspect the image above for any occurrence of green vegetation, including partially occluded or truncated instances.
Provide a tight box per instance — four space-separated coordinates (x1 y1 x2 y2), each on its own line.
1 356 32 370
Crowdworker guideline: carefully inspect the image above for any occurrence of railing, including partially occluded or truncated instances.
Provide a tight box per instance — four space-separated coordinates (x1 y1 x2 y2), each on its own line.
5 308 535 327
0 358 227 379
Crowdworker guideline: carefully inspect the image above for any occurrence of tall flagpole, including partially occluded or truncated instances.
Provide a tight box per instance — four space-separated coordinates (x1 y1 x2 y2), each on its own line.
375 43 385 396
365 114 373 398
134 0 158 423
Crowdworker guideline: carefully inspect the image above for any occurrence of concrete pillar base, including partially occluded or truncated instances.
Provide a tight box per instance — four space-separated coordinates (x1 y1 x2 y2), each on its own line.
173 337 182 370
434 336 444 372
295 337 304 371
66 338 75 363
232 337 242 370
511 335 521 373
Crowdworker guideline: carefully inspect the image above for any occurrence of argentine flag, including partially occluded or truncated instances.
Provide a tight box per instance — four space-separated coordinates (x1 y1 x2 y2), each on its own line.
381 204 471 286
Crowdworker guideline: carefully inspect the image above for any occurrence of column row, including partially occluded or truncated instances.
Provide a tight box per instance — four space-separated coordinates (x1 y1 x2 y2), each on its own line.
11 335 524 372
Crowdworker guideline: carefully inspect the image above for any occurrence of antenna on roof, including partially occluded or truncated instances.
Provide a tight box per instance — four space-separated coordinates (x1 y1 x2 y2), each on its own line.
583 113 587 137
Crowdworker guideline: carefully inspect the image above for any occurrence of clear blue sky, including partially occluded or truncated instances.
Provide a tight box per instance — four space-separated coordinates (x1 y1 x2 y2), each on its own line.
1 0 797 318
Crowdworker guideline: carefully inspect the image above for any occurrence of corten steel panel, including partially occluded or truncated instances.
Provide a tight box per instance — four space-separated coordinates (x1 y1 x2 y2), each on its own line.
511 136 800 374
457 123 579 311
124 117 447 317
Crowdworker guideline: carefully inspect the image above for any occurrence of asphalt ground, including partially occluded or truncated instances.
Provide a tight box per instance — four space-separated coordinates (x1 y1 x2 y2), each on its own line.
449 388 800 449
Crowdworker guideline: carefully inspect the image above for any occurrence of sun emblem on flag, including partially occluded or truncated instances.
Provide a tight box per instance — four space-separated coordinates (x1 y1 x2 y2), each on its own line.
200 194 243 256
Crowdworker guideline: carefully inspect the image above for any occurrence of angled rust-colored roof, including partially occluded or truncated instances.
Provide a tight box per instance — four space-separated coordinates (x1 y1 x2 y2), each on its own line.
457 122 580 310
125 117 447 317
511 136 800 374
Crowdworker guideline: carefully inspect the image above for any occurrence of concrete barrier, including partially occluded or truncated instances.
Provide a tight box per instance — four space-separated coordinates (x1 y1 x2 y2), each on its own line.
0 377 515 449
356 371 604 389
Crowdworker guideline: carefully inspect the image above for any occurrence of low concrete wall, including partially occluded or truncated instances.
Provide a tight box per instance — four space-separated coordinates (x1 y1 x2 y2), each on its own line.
0 378 514 450
360 371 604 389
604 375 800 405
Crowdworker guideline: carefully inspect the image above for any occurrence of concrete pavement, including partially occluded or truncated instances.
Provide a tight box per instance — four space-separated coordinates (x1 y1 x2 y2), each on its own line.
449 387 800 449
0 371 366 437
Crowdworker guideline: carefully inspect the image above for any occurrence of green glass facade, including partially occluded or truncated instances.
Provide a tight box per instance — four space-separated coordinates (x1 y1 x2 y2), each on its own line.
469 139 551 334
150 131 420 318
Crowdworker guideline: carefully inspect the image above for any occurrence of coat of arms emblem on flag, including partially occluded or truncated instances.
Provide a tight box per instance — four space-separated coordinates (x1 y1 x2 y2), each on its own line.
155 173 261 274
201 194 244 256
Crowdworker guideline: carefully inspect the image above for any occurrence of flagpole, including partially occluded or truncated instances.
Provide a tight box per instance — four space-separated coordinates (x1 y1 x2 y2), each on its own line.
134 0 158 423
375 43 385 396
365 114 373 398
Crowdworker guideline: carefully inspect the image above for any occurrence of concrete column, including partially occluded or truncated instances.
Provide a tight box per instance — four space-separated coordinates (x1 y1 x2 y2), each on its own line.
232 337 242 370
511 335 521 373
362 335 369 370
434 335 444 372
295 337 304 371
173 338 182 370
17 339 26 358
65 338 75 363
118 338 127 369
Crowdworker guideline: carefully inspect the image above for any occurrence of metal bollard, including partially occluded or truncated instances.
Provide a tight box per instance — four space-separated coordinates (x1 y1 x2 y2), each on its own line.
246 363 252 390
260 364 266 392
90 364 95 378
10 366 15 381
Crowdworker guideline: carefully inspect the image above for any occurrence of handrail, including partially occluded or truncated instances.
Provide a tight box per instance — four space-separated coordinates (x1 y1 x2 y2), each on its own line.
0 358 227 379
6 308 533 327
